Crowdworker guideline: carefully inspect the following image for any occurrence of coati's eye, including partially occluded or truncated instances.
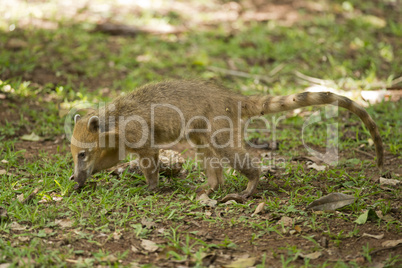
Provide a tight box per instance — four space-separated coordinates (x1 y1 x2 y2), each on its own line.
78 151 86 159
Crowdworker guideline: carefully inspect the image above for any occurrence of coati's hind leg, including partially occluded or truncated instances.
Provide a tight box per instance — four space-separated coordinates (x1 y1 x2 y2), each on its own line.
138 149 160 190
212 147 260 198
197 147 224 193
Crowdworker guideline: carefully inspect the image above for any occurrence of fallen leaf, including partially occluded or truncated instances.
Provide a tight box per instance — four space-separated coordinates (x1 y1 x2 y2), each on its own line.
10 222 27 231
100 254 118 263
225 257 256 268
292 155 323 164
18 236 30 242
113 231 122 240
44 228 54 234
382 239 402 247
294 225 302 233
381 214 396 222
55 219 73 228
197 193 217 208
0 170 6 175
379 177 401 186
224 200 237 205
277 216 293 227
1 159 8 164
298 251 322 260
141 218 156 229
52 196 63 202
204 211 212 218
141 239 159 252
20 132 42 142
306 193 355 211
251 202 265 216
0 263 12 268
0 206 8 221
17 194 24 203
202 254 217 267
131 245 140 253
219 193 246 203
355 209 380 224
307 162 326 171
157 228 165 234
362 233 384 240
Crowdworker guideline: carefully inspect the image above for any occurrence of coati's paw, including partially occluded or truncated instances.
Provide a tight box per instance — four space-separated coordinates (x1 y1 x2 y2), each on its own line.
195 185 215 195
240 189 256 198
147 184 158 191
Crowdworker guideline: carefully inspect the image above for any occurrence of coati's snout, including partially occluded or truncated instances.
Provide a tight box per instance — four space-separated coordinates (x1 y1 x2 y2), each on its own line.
70 114 99 189
70 113 122 189
70 149 96 189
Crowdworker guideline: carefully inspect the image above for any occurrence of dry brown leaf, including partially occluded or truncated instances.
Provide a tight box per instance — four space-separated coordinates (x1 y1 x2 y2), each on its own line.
197 193 217 208
131 245 140 253
1 160 8 164
17 194 24 203
141 239 159 252
307 162 326 171
55 219 73 228
225 257 256 268
362 233 384 240
298 251 322 260
294 225 302 233
100 255 118 263
0 169 6 175
224 200 237 205
10 222 27 231
251 202 265 216
113 231 122 240
17 236 30 242
382 239 402 247
379 177 401 186
20 132 42 142
306 193 355 211
0 206 8 220
277 216 293 227
141 218 157 229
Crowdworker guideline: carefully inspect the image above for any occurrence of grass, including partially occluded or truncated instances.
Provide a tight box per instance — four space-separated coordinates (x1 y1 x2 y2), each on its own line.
0 0 401 267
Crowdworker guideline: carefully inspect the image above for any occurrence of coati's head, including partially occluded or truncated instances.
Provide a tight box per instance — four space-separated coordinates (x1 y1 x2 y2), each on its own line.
70 114 120 189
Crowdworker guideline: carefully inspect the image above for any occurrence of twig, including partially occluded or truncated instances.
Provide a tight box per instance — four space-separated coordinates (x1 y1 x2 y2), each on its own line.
391 76 402 86
207 66 273 83
268 63 285 76
352 148 375 159
370 244 402 256
294 71 333 85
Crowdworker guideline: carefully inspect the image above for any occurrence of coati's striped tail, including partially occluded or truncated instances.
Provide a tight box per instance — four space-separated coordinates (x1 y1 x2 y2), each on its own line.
246 91 384 168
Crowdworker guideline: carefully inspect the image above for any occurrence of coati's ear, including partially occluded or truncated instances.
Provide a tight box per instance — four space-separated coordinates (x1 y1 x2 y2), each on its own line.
87 116 100 132
74 114 81 124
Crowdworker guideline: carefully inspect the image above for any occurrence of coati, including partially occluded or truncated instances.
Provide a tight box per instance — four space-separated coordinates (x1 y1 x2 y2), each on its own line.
70 80 383 196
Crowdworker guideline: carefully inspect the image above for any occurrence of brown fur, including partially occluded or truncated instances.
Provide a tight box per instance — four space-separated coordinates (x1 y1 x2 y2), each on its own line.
70 80 383 196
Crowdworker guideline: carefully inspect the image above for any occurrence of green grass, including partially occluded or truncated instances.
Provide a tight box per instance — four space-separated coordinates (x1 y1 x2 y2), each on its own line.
0 0 401 267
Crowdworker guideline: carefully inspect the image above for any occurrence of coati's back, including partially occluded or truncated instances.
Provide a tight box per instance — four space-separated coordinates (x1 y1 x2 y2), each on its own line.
115 80 247 119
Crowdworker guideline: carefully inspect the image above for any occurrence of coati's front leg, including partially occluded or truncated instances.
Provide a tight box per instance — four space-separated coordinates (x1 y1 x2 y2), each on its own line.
138 150 160 190
197 147 224 193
